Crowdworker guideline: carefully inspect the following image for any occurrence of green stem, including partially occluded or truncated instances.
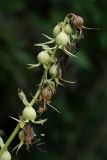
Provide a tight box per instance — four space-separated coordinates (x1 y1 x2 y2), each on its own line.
29 69 47 107
0 123 20 156
0 70 47 156
29 86 41 107
63 16 68 26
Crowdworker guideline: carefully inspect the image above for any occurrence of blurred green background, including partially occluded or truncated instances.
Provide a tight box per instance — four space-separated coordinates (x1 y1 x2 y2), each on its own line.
0 0 107 160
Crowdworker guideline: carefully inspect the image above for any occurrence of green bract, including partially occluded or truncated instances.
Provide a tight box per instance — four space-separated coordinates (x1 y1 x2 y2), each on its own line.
0 151 11 160
37 51 51 65
64 24 73 35
55 31 70 47
53 23 62 37
49 64 58 78
22 106 37 121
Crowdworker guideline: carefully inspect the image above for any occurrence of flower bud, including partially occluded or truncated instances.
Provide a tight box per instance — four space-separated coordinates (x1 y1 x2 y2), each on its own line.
41 86 52 101
55 31 70 47
0 151 11 160
64 24 73 35
22 106 37 121
37 51 51 65
49 64 58 78
53 24 62 37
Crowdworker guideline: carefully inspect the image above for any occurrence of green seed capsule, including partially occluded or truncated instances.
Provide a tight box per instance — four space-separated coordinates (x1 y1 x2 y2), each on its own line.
0 151 11 160
49 64 58 78
37 51 51 65
55 31 70 47
53 24 62 37
22 107 37 121
64 24 73 35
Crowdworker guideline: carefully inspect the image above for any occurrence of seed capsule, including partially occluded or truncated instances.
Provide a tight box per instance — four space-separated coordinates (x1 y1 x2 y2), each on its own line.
41 86 52 101
53 23 62 37
37 51 51 65
0 151 11 160
22 107 37 121
49 64 58 78
55 31 70 47
64 24 73 35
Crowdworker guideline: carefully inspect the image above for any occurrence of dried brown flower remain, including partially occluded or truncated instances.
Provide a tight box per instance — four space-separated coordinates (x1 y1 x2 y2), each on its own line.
41 86 52 101
19 124 35 150
67 13 99 35
38 105 46 114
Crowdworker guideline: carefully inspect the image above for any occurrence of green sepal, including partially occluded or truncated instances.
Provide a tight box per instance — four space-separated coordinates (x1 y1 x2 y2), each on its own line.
12 141 24 154
64 47 77 58
55 78 64 86
34 39 55 46
18 89 29 107
27 63 41 69
42 33 53 40
60 77 76 84
47 103 61 113
33 119 47 125
48 80 56 94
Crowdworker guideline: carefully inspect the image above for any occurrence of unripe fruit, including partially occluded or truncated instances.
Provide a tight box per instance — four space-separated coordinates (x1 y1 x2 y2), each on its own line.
55 31 70 47
49 64 58 78
0 151 11 160
22 107 37 121
53 24 62 37
37 51 51 65
64 24 73 35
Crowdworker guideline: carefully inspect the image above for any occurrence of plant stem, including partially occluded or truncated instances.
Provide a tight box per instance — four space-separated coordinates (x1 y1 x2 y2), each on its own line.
29 69 47 107
0 36 58 157
0 123 20 156
0 70 47 156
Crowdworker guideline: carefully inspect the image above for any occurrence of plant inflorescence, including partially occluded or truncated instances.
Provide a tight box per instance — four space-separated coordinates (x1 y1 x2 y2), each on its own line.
0 13 96 160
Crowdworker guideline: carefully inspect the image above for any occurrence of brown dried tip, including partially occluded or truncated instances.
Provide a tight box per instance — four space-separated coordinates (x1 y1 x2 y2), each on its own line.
67 13 99 34
38 106 46 114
